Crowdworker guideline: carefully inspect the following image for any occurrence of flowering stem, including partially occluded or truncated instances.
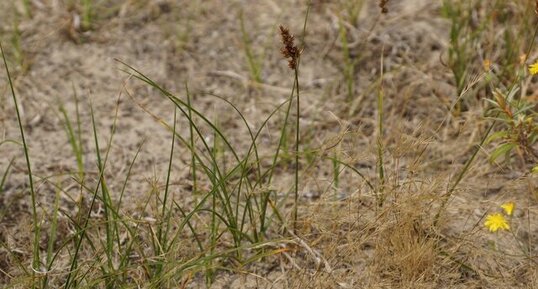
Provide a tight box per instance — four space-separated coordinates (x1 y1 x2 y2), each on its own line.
293 67 300 233
434 119 496 226
508 222 531 259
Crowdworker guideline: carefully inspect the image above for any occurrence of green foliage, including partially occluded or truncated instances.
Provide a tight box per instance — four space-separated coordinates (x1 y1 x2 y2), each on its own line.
81 0 93 31
1 42 40 288
115 61 300 285
239 10 263 83
22 0 32 18
59 90 85 180
485 87 538 164
441 0 488 101
10 17 28 73
341 0 364 26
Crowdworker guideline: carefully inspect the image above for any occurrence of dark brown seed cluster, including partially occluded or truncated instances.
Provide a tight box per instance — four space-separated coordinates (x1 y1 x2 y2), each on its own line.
379 0 389 14
279 25 300 70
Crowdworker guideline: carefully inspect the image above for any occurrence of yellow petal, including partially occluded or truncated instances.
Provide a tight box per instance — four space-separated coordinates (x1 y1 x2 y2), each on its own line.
529 61 538 75
501 202 515 216
484 213 510 232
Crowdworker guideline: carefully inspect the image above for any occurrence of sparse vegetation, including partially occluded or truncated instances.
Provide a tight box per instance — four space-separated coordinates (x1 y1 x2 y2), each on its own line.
1 0 538 288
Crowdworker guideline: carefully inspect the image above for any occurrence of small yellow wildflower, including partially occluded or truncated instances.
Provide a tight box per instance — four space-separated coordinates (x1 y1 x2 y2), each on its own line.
484 213 510 232
501 202 515 216
529 61 538 75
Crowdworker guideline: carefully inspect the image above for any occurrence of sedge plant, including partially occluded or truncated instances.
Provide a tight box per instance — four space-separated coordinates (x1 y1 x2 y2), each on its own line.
1 41 40 287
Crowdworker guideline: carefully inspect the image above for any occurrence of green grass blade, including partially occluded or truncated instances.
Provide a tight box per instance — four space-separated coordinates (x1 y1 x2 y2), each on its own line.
1 41 41 284
186 84 198 194
59 102 84 179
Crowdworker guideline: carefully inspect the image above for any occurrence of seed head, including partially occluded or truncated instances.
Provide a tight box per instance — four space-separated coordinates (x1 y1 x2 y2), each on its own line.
279 25 300 70
379 0 389 14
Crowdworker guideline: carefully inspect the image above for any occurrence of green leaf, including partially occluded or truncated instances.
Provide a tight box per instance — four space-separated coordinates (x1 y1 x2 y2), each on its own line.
489 143 516 163
485 130 508 145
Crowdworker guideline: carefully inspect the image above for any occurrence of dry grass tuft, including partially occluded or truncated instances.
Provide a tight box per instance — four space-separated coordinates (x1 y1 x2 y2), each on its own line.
372 197 440 285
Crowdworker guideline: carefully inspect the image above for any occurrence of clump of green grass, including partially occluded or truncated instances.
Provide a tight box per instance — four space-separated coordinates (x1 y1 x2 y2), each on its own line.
0 3 314 286
441 0 483 113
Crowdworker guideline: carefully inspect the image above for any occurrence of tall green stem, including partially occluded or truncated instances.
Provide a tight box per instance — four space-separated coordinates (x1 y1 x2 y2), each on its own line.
1 42 40 284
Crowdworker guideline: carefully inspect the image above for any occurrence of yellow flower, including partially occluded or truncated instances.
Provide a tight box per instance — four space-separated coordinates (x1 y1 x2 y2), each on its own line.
529 61 538 75
484 213 510 232
501 202 515 216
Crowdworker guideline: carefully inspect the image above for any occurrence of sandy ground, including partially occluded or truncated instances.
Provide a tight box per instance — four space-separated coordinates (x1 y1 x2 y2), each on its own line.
1 0 537 287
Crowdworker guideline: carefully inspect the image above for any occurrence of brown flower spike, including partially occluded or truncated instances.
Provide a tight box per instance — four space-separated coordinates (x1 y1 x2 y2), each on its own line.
279 25 300 70
379 0 389 14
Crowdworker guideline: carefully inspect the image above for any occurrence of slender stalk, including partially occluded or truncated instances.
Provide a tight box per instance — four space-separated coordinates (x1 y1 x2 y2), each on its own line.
293 67 300 233
376 46 385 207
0 158 15 192
154 108 177 282
186 84 197 194
1 42 40 284
74 85 84 179
293 1 312 234
433 99 498 226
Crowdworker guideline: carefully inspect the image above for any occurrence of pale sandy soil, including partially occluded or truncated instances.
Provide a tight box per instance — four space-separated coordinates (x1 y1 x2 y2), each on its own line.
1 0 537 288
